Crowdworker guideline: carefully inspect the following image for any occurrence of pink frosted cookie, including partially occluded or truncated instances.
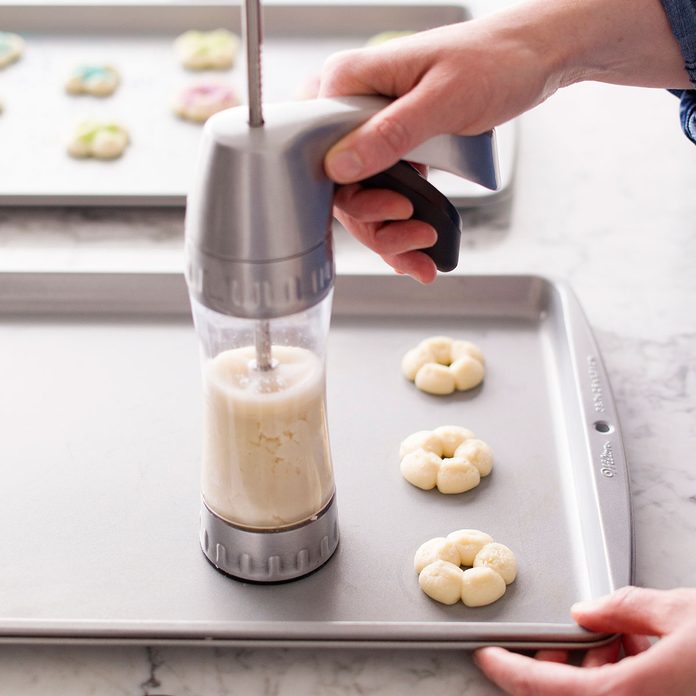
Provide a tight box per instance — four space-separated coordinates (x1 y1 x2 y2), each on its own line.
173 82 239 123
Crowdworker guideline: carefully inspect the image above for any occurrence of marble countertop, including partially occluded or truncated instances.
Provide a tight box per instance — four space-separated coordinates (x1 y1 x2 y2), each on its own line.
1 77 696 696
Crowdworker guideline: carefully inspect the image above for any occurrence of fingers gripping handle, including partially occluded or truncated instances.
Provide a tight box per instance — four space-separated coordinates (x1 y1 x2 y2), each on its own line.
360 161 462 272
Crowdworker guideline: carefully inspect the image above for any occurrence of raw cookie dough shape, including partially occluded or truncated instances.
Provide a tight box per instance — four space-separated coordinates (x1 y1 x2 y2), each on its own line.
413 536 460 573
399 426 492 494
173 82 239 123
67 120 130 160
65 65 120 97
0 32 23 69
418 560 464 605
473 542 517 584
415 531 517 607
175 29 240 70
402 336 485 395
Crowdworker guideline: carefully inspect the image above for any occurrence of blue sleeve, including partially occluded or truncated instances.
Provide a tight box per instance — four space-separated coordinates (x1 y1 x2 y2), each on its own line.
660 0 696 85
660 0 696 144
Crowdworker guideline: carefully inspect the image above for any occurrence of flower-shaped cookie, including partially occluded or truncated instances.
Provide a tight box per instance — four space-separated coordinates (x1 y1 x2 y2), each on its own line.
399 425 493 494
0 32 23 69
365 30 414 47
65 65 120 97
67 120 129 160
175 29 240 70
402 335 485 395
173 82 239 123
415 530 517 607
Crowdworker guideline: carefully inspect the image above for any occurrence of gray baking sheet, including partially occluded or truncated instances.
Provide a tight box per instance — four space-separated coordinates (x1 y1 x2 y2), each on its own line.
0 2 516 207
0 273 630 647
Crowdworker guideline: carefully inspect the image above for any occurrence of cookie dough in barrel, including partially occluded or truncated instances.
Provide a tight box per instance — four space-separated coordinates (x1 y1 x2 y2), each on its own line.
202 345 335 529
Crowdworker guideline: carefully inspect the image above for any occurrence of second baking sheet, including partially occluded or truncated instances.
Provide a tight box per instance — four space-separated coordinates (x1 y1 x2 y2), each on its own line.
0 1 516 206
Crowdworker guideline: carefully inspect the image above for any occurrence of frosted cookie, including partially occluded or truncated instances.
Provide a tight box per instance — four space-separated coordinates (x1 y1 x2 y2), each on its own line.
402 335 485 395
418 560 464 605
399 426 492 494
65 65 120 97
415 531 516 607
0 32 23 69
173 82 239 123
175 29 240 70
413 537 460 573
67 120 129 160
365 30 414 47
473 542 517 585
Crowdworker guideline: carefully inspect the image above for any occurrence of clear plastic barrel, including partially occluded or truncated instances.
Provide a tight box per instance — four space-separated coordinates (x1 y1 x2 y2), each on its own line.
191 293 335 530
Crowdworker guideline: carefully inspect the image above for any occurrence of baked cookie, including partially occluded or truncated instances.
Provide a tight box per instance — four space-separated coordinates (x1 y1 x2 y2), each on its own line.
402 335 485 395
415 531 517 607
67 120 129 160
365 31 414 47
0 32 23 69
173 82 239 123
65 65 120 97
175 29 240 70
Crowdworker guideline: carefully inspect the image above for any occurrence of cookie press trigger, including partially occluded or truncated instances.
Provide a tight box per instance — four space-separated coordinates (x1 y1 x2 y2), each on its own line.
185 0 500 584
360 161 462 272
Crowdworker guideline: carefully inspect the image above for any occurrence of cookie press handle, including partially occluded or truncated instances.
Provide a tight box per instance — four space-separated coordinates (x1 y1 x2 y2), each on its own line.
360 161 461 273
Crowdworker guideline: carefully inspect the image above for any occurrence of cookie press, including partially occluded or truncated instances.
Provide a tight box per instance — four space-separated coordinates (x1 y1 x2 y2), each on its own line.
185 0 499 583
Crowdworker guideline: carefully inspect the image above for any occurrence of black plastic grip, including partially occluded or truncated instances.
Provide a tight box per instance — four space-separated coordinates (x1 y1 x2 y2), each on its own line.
360 160 462 272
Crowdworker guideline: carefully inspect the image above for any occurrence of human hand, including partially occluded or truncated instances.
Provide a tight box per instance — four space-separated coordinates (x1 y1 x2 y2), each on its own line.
320 0 688 281
474 585 696 696
322 14 556 282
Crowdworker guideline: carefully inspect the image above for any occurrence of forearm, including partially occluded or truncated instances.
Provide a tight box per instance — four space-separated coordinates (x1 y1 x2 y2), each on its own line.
321 0 694 281
500 0 692 89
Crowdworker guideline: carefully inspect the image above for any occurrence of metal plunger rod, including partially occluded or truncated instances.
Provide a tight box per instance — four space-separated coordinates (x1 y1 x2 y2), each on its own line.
244 0 264 127
243 0 273 370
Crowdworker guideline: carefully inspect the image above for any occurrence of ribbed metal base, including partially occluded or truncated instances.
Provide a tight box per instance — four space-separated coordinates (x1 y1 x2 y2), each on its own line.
200 496 339 583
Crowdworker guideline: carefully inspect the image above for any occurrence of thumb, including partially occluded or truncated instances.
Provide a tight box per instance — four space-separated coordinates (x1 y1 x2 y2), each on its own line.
324 88 444 183
571 586 679 636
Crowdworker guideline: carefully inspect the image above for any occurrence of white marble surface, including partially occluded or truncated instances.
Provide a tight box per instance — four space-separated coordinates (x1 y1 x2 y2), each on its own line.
1 76 696 696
